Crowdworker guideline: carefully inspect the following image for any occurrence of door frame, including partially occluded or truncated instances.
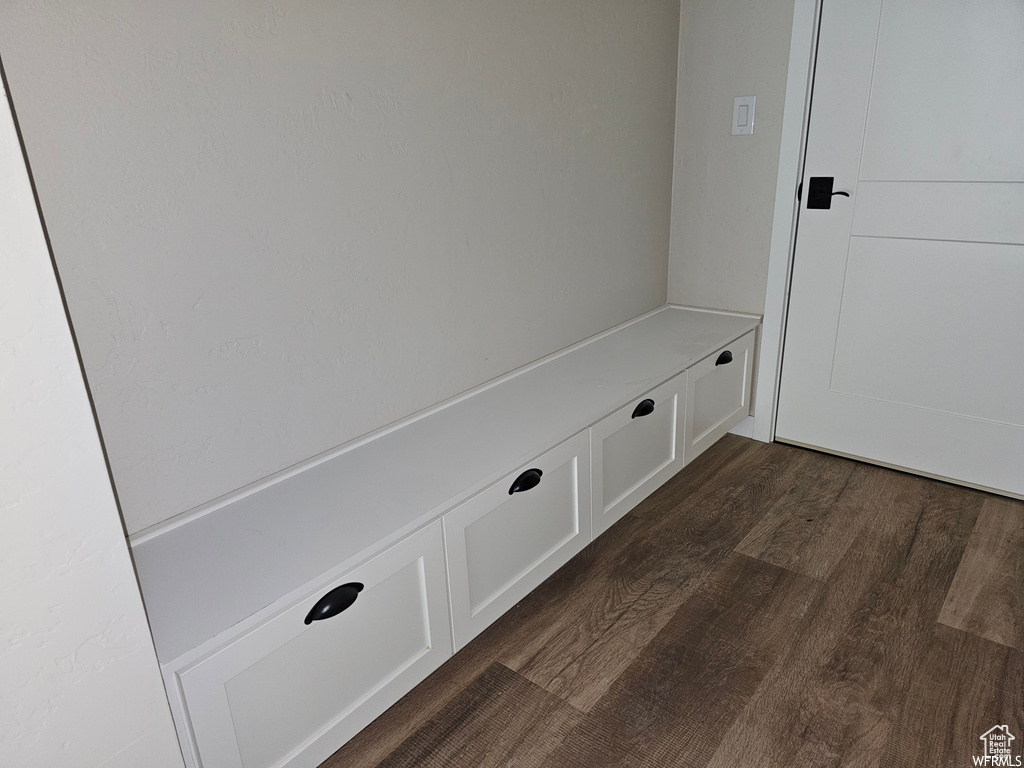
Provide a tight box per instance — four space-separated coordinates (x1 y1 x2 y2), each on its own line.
750 0 822 443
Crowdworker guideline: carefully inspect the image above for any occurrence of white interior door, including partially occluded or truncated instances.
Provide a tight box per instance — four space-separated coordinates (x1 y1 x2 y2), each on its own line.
777 0 1024 498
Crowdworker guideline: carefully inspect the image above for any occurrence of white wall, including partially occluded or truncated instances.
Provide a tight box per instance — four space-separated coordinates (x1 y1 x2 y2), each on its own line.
668 0 796 315
0 0 680 534
0 81 182 768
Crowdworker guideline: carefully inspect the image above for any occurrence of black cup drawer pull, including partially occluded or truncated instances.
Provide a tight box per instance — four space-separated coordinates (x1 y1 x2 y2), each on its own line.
631 398 656 419
715 350 733 366
304 582 364 625
509 468 543 495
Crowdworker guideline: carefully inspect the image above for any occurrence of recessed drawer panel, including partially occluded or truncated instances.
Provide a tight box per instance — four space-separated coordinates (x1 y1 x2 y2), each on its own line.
177 521 451 768
684 330 756 461
590 373 687 537
444 431 592 650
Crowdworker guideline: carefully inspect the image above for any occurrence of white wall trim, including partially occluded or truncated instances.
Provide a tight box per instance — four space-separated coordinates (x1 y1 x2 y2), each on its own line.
728 415 755 438
665 302 762 321
750 0 822 443
665 0 686 296
1 68 184 768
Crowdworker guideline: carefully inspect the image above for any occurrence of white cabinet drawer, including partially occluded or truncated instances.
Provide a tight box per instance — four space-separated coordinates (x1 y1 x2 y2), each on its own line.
684 330 756 461
444 431 592 650
176 521 452 768
590 372 687 537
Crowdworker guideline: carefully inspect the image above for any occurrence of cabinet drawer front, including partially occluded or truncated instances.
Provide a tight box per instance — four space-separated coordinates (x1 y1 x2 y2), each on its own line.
590 373 687 536
685 330 756 460
178 521 451 768
444 431 592 650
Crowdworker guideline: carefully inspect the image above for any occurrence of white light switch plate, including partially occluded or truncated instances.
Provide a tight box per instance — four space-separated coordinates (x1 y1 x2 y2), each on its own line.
732 96 755 135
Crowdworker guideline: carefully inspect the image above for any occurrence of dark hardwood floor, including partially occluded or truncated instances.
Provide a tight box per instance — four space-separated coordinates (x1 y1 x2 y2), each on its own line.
322 436 1024 768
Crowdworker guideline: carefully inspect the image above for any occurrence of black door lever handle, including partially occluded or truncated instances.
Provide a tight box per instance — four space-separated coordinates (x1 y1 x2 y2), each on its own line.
806 177 850 209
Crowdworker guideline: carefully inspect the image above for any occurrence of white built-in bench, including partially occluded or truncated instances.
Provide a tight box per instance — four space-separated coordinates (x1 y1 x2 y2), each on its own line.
131 304 760 768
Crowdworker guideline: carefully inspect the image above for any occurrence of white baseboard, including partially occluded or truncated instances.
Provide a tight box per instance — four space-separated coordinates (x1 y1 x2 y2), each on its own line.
728 415 756 439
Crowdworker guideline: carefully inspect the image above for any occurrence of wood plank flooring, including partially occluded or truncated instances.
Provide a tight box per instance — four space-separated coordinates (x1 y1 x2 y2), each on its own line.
322 436 1024 768
939 498 1024 650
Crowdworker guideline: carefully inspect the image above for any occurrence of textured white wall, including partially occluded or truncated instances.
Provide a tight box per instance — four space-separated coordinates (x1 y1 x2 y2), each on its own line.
0 83 182 768
668 0 795 314
0 0 679 534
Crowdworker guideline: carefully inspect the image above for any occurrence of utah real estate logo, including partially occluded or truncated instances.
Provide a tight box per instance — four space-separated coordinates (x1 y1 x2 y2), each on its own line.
975 725 1022 766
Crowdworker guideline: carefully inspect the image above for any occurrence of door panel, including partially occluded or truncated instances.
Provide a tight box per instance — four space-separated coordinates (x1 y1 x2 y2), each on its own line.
777 0 1024 497
591 373 687 537
830 238 1024 426
685 331 756 461
444 431 592 650
178 521 451 768
860 0 1024 182
851 182 1024 244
